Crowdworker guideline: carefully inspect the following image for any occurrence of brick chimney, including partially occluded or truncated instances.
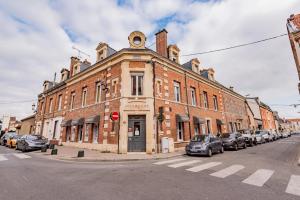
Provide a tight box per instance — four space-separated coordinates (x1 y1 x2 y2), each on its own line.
155 29 168 57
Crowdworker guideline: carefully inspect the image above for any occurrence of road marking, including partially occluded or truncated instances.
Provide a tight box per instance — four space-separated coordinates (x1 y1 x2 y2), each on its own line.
286 175 300 196
0 155 8 161
210 165 245 178
168 160 201 168
153 158 186 165
186 162 222 172
13 153 31 159
242 169 274 187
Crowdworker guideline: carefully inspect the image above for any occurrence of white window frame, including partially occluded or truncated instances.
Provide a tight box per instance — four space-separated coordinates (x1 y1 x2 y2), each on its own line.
57 95 62 111
203 91 208 108
49 98 53 113
191 87 196 106
174 81 181 102
95 82 101 103
213 95 218 111
70 92 75 109
81 88 87 107
131 73 144 96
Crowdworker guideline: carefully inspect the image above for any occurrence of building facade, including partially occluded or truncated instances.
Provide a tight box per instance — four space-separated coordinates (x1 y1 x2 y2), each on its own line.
287 13 300 93
246 98 263 130
35 30 250 154
20 114 36 134
259 102 276 132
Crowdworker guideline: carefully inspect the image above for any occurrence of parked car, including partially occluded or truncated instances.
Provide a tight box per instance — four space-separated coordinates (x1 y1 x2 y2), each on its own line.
186 135 224 157
277 132 283 139
16 135 48 152
260 131 270 142
282 132 288 138
239 129 256 146
287 132 292 137
6 134 22 148
221 132 247 150
255 131 265 144
0 132 17 146
267 132 274 142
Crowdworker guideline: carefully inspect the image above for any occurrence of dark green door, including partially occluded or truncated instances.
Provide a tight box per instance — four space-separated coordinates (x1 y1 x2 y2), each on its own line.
128 115 146 152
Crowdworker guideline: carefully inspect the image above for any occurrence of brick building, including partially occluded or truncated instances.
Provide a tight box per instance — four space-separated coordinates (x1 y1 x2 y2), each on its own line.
259 102 276 132
287 13 300 93
35 29 249 154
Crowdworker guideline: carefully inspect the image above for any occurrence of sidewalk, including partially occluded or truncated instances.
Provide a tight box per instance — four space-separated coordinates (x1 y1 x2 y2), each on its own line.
31 145 186 162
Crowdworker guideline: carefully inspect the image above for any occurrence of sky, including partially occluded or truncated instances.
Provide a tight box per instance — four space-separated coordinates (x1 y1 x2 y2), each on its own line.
0 0 299 120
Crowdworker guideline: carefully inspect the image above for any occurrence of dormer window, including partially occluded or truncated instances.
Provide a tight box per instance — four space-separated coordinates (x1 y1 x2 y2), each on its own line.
168 45 180 64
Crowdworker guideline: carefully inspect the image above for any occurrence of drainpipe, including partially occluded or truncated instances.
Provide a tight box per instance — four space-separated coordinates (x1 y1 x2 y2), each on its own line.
184 71 192 140
149 59 159 153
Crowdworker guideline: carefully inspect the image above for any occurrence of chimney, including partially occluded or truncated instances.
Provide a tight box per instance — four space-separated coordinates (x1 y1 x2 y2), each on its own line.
155 29 168 57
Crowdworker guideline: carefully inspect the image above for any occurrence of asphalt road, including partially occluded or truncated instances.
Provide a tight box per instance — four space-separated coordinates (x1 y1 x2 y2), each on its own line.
0 135 300 200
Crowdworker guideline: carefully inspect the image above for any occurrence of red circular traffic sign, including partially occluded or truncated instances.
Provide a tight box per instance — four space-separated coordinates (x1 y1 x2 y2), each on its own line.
111 112 119 121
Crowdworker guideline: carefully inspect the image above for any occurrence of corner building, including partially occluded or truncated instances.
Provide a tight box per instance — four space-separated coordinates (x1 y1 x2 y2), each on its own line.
36 30 249 154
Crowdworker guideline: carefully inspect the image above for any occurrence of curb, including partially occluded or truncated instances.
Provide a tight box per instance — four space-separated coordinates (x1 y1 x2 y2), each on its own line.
30 151 185 163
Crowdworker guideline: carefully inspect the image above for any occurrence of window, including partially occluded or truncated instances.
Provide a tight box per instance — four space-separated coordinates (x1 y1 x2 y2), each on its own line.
174 81 181 102
95 83 101 103
131 73 143 96
40 101 44 114
57 95 62 111
111 78 118 97
84 124 89 142
70 92 75 109
49 98 53 113
177 122 184 141
81 88 87 107
203 91 209 108
206 119 211 134
93 124 99 143
156 79 162 96
191 87 196 106
213 95 218 111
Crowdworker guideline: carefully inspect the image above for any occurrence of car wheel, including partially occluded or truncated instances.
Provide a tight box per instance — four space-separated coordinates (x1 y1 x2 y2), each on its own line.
250 140 253 147
234 143 238 151
207 149 212 157
22 145 26 153
220 146 224 153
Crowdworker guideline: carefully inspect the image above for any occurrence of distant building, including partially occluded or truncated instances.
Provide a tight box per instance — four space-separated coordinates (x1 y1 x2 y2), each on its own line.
20 114 36 134
246 97 263 130
287 118 300 132
1 115 17 132
287 13 300 93
259 102 276 132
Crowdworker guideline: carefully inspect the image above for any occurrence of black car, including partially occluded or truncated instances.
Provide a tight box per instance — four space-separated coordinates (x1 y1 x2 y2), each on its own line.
221 132 247 150
186 135 224 157
16 135 48 152
0 132 17 146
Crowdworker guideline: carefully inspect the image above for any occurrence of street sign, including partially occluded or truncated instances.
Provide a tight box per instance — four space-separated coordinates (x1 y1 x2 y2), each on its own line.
111 112 119 121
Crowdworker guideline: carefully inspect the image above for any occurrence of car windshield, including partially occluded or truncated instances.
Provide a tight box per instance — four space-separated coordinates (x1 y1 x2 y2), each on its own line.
222 133 235 138
255 131 262 135
27 135 45 140
191 135 209 142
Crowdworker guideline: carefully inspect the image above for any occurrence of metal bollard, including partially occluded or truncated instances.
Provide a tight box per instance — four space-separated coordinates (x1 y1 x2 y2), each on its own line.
51 149 58 155
78 150 84 157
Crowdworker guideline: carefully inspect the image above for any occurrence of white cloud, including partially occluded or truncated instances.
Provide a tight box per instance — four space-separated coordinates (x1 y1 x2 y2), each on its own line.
0 0 299 119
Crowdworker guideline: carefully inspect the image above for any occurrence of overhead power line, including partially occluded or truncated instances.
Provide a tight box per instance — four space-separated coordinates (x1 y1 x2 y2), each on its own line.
181 33 288 57
0 99 37 105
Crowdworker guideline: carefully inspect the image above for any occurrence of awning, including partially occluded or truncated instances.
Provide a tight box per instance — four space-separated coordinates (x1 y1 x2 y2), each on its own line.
216 119 225 125
193 116 205 124
176 114 190 122
85 115 100 124
61 120 72 127
71 118 85 126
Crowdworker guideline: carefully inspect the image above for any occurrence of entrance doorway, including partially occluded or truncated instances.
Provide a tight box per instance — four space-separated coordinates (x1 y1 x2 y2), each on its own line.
128 115 146 152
